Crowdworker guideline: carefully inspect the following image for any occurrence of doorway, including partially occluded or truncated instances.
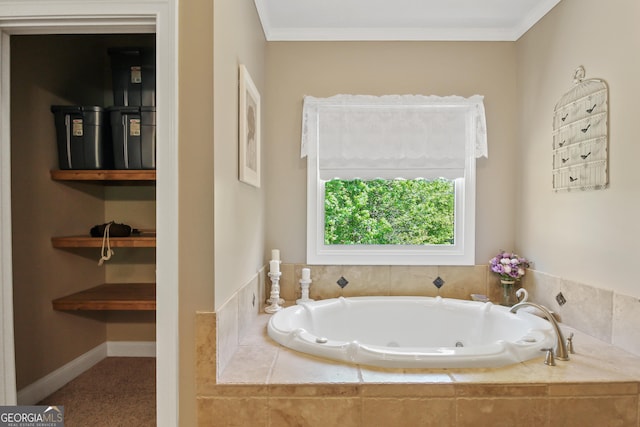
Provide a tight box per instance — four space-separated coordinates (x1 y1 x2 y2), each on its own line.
0 3 178 426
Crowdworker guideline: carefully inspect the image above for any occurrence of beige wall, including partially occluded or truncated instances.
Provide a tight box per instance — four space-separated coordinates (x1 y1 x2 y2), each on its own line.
516 0 640 298
178 0 215 424
264 41 518 265
177 0 265 422
213 0 267 310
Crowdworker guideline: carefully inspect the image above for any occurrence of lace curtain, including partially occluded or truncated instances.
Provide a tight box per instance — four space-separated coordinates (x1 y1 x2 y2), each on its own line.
301 94 487 180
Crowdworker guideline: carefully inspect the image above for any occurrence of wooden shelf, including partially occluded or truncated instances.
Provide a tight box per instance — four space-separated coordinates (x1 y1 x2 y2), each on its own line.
50 169 156 184
52 283 156 311
51 231 156 248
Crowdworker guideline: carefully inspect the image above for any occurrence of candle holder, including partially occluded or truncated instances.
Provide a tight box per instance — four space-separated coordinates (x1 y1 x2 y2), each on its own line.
265 270 283 313
296 277 313 305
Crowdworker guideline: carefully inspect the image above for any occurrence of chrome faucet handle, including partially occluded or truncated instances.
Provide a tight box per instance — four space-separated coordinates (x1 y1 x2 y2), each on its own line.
541 348 555 366
566 332 575 354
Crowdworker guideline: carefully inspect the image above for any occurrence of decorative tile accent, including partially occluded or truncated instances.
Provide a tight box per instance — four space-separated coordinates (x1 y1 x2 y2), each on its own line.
433 276 445 289
337 276 349 288
556 292 567 306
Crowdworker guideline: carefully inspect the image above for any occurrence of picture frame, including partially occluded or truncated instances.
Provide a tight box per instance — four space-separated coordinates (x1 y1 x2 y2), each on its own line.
238 64 261 188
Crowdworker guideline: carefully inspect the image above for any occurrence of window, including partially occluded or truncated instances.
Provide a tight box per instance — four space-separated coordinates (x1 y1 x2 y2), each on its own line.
301 94 487 265
324 178 455 245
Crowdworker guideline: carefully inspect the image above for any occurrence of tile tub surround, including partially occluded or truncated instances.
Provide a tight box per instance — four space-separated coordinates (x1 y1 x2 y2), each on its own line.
198 313 640 427
523 269 640 358
203 265 640 425
273 264 508 303
215 264 505 377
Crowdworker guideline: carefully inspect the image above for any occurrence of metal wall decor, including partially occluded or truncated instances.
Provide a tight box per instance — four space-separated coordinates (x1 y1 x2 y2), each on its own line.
552 66 609 191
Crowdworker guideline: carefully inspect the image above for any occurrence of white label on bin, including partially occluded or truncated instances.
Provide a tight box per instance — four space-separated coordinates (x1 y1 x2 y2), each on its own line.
130 66 142 84
72 119 83 137
129 118 141 136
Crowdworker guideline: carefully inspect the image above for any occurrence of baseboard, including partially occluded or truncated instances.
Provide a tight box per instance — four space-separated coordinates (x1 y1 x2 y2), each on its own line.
17 343 107 405
17 341 157 405
107 340 156 357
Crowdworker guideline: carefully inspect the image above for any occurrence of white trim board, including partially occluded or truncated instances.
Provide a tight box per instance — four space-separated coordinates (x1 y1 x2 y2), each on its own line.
107 340 156 357
0 29 15 406
253 0 562 41
0 2 179 425
17 341 156 405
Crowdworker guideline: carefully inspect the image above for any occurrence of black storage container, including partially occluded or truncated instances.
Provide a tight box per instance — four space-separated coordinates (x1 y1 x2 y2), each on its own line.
108 47 156 106
109 106 156 169
50 106 112 170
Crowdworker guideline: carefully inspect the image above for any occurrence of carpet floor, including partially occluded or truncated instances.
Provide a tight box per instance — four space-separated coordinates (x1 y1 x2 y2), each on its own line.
38 357 156 426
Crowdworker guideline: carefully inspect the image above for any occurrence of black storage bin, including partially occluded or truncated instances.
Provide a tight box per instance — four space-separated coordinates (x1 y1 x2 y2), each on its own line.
109 106 156 169
50 106 112 170
108 47 156 106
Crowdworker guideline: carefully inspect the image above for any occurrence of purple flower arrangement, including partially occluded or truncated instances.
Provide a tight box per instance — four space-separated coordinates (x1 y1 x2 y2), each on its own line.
489 251 530 281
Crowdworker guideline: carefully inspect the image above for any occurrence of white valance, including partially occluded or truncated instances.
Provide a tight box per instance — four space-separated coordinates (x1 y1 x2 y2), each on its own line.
301 94 487 180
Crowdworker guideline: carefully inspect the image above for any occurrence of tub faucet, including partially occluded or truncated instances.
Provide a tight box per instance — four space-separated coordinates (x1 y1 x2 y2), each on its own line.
510 302 569 361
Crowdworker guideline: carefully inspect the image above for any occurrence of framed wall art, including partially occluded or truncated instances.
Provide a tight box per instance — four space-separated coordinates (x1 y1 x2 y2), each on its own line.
239 64 261 188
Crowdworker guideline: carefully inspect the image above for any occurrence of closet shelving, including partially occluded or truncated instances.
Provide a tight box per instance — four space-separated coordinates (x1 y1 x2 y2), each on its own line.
50 169 156 183
50 169 156 311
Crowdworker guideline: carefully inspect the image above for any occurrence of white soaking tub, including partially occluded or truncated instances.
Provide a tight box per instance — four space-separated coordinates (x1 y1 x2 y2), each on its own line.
267 296 556 368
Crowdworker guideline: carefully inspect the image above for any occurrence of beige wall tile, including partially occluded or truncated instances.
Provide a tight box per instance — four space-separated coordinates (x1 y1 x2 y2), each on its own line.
437 265 487 300
269 384 359 397
361 383 455 397
203 385 269 397
549 396 638 427
362 398 455 427
269 348 360 384
522 352 633 383
306 265 347 299
359 368 453 386
269 397 360 427
239 313 271 346
456 397 548 427
521 269 562 312
196 312 217 394
456 384 547 397
238 274 260 340
612 293 640 357
557 279 613 343
258 266 267 311
217 345 277 384
339 265 391 297
448 364 539 383
216 296 239 377
198 396 268 427
548 382 638 397
389 266 439 296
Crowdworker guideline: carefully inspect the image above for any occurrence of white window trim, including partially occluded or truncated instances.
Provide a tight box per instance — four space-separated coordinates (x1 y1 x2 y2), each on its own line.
305 102 478 266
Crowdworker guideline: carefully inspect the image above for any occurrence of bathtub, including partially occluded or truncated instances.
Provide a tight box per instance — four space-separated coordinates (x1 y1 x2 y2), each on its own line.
267 296 556 368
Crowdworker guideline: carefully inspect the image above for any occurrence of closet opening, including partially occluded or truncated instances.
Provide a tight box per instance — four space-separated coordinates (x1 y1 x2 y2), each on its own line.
11 33 158 423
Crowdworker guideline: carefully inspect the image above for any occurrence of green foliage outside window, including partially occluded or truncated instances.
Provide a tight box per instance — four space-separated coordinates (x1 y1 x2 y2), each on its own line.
324 178 455 245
